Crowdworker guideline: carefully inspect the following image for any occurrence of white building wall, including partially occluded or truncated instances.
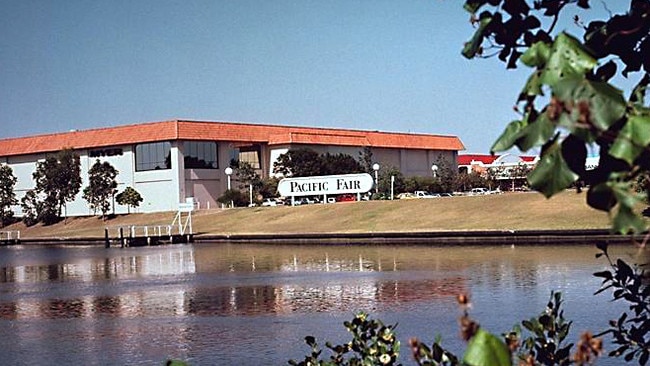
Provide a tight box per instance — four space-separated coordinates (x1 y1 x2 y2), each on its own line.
268 148 289 177
4 143 186 217
6 154 42 216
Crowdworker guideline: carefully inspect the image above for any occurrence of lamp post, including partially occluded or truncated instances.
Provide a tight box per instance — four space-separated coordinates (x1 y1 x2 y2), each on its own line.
224 167 233 190
224 167 234 208
372 163 380 195
431 164 439 179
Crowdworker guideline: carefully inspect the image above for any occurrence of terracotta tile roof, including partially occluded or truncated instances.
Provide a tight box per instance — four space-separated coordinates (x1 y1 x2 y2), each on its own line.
268 132 372 146
0 120 465 157
458 154 499 165
458 154 537 165
0 120 180 157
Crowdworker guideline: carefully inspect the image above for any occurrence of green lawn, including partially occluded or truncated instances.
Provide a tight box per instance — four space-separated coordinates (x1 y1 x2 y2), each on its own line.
6 190 620 240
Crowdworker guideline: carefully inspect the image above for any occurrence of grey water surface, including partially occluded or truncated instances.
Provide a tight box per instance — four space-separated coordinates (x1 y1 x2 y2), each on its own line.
0 243 641 365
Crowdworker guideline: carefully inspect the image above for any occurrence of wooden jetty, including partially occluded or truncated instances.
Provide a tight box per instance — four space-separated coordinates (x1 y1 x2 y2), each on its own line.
104 225 193 247
105 206 194 248
0 230 20 245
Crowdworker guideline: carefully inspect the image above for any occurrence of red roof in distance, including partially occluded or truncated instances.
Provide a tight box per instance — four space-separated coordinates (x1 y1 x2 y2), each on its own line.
458 153 537 165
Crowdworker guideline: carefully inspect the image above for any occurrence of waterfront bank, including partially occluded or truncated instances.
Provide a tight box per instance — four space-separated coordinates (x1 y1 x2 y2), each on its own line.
4 191 641 245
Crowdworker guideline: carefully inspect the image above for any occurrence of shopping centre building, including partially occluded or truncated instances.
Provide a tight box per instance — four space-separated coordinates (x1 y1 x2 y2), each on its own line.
0 119 464 215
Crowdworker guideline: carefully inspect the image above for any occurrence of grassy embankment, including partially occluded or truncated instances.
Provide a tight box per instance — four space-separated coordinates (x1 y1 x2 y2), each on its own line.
4 191 619 240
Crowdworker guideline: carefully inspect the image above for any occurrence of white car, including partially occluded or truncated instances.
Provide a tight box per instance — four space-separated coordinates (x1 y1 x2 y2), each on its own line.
261 198 278 207
469 188 489 195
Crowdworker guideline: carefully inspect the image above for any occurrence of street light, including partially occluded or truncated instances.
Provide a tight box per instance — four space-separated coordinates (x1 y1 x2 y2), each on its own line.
431 164 439 179
372 163 380 195
225 167 233 190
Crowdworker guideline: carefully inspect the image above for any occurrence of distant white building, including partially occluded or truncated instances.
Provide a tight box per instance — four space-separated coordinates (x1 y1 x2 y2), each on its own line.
458 154 538 175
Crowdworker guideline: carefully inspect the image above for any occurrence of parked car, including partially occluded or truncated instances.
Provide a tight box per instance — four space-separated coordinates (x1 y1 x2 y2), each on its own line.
335 194 356 202
414 191 437 198
261 198 278 207
396 192 417 200
300 197 319 205
469 188 489 196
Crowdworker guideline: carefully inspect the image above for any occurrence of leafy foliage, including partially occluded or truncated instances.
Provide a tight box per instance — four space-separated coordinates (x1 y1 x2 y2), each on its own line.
217 189 248 207
273 149 364 178
21 149 82 225
455 171 491 192
20 189 58 226
82 160 118 218
513 292 574 365
115 186 143 214
230 160 280 203
378 165 406 197
233 161 262 191
0 164 18 227
463 0 650 233
593 243 650 365
274 149 326 178
359 146 374 174
31 148 82 223
288 312 402 366
322 153 365 176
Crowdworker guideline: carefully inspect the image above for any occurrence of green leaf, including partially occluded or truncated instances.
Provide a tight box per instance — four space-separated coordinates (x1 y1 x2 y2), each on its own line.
520 41 551 68
491 119 527 153
464 0 487 14
608 179 647 233
553 77 626 132
520 70 544 98
515 113 555 151
609 179 644 211
610 114 650 165
463 328 512 366
612 204 647 234
528 139 578 198
630 73 649 107
587 183 616 211
540 33 597 88
462 16 492 59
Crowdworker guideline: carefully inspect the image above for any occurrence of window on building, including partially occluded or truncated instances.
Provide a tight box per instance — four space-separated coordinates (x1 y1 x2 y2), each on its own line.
238 146 261 169
135 142 171 171
184 141 218 169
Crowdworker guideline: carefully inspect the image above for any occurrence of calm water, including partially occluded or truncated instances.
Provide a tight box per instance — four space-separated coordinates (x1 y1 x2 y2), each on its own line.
0 242 644 365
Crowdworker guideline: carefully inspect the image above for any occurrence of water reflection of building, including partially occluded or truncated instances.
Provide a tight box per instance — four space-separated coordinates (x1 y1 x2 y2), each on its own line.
2 249 196 284
0 251 467 320
0 245 590 321
0 249 195 320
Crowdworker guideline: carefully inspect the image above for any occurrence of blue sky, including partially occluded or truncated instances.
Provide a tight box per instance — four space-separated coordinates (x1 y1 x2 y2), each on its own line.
0 0 619 153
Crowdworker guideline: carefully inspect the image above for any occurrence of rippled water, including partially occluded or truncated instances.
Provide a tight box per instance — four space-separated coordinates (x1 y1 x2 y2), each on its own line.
0 243 644 365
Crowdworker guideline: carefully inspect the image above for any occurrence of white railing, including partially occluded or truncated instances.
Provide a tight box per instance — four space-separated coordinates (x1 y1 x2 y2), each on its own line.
128 225 173 238
105 225 173 240
0 230 20 242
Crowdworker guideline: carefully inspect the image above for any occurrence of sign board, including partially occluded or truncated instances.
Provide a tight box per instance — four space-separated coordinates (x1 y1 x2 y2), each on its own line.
278 173 374 197
178 202 194 212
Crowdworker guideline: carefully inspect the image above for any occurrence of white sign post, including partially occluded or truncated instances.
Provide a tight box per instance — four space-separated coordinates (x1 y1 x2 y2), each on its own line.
278 173 374 204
